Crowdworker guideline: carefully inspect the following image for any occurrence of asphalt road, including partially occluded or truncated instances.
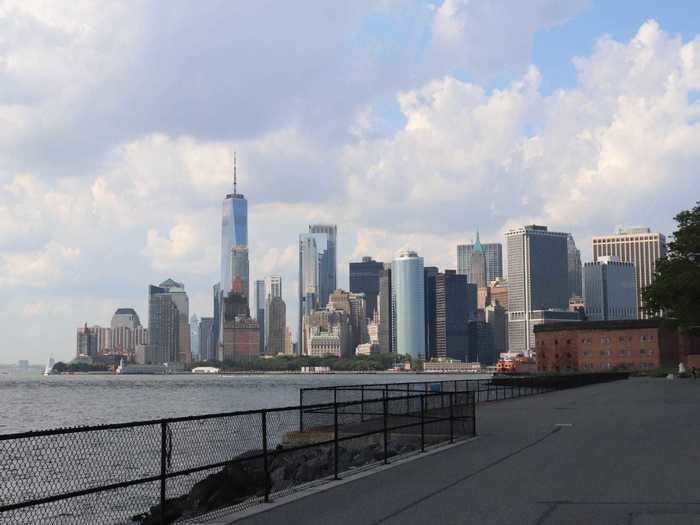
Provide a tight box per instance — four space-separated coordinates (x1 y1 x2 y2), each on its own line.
220 377 700 525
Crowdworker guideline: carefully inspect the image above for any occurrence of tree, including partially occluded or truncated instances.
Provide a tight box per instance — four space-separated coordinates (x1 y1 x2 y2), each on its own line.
643 202 700 328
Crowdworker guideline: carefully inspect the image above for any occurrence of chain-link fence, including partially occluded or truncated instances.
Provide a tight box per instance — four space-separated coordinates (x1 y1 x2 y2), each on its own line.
299 372 631 428
0 390 475 525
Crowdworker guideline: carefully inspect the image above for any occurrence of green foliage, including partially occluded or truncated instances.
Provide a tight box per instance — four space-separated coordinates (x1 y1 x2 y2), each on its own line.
52 361 110 373
191 353 402 372
643 202 700 328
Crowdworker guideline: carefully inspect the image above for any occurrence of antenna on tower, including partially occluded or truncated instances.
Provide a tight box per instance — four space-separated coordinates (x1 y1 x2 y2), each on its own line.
233 152 237 195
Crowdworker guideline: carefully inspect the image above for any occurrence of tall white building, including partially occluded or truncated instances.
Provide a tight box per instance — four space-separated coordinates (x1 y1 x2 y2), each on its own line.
505 225 569 356
583 256 638 321
592 227 666 318
392 250 426 360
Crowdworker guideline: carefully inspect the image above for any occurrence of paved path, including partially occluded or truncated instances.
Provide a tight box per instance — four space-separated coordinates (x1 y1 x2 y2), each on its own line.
225 378 700 525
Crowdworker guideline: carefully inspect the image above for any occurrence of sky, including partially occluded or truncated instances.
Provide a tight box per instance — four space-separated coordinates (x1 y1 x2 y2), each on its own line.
1 0 699 364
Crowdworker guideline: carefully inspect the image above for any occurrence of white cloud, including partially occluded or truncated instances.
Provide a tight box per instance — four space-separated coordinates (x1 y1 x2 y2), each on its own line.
1 7 699 363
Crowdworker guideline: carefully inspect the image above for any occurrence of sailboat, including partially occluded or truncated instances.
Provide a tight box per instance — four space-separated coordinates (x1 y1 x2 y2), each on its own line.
43 357 56 376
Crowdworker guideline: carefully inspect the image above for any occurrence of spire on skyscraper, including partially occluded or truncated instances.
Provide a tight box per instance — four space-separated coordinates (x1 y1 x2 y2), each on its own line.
233 151 237 196
474 228 483 253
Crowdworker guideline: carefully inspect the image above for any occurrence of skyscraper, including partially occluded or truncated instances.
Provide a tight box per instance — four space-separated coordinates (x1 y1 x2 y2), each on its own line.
567 234 583 299
309 224 337 307
265 296 286 355
189 314 200 361
198 317 214 361
349 257 384 320
267 275 282 299
423 266 439 360
592 227 667 317
392 250 426 360
254 280 265 354
148 279 191 364
221 155 248 297
457 235 503 284
583 256 637 321
505 225 569 355
298 225 337 350
378 265 392 354
468 233 488 287
434 270 470 362
218 155 249 346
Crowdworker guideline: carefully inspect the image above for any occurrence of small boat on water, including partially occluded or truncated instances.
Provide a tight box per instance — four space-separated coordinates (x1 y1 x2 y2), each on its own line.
43 357 56 376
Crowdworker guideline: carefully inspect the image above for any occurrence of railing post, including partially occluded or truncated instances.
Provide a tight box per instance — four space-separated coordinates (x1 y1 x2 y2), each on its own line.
472 391 477 436
160 421 167 525
360 385 365 422
334 400 339 479
383 394 389 464
299 390 304 433
262 411 270 502
449 392 454 444
420 394 425 453
406 383 410 415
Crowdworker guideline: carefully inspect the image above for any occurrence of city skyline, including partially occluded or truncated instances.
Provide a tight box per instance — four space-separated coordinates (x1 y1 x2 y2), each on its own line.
3 4 700 363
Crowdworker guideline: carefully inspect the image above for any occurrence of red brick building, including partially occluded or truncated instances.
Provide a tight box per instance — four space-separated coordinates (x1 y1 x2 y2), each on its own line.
222 317 260 361
534 320 680 373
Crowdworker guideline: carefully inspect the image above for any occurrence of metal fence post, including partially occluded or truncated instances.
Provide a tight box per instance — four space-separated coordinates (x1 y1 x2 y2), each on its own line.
472 391 477 436
383 394 389 464
406 383 410 415
262 411 270 502
160 421 167 525
334 400 339 479
449 392 454 443
360 385 365 422
299 390 304 433
420 394 425 453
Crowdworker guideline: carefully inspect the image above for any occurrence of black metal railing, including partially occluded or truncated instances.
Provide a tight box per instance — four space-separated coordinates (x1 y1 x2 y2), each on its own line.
299 372 630 431
0 390 475 525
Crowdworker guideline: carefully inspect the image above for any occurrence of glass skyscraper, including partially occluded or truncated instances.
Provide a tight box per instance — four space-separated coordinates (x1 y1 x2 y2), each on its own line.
218 158 249 347
349 256 384 320
392 250 426 360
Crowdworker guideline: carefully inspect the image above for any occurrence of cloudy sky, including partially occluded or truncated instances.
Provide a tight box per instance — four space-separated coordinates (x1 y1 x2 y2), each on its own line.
2 0 699 364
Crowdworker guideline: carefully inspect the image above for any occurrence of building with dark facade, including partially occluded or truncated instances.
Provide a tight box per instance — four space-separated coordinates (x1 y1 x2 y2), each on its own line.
567 234 583 299
505 225 569 355
222 317 260 361
349 256 384 320
148 279 190 364
266 296 286 355
423 267 439 360
254 280 265 354
435 270 470 362
198 317 215 361
468 320 496 365
378 266 392 354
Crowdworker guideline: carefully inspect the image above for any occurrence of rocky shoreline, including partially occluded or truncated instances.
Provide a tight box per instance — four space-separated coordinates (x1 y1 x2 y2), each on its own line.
134 438 420 524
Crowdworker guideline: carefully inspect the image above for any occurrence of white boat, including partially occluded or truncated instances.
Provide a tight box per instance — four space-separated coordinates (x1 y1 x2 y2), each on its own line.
43 357 56 376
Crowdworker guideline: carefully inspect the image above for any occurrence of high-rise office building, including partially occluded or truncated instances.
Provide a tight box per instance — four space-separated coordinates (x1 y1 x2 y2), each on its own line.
309 224 337 307
567 234 583 299
485 302 508 356
265 296 286 355
423 266 439 360
298 225 337 347
458 235 503 284
76 323 99 357
469 234 488 287
434 270 470 362
349 257 384 320
506 225 569 355
592 227 667 317
392 250 426 360
583 256 637 321
211 283 221 357
378 266 392 354
218 156 249 346
148 279 191 364
267 276 282 299
254 280 265 354
109 308 144 354
198 317 215 361
189 314 200 361
329 290 368 351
